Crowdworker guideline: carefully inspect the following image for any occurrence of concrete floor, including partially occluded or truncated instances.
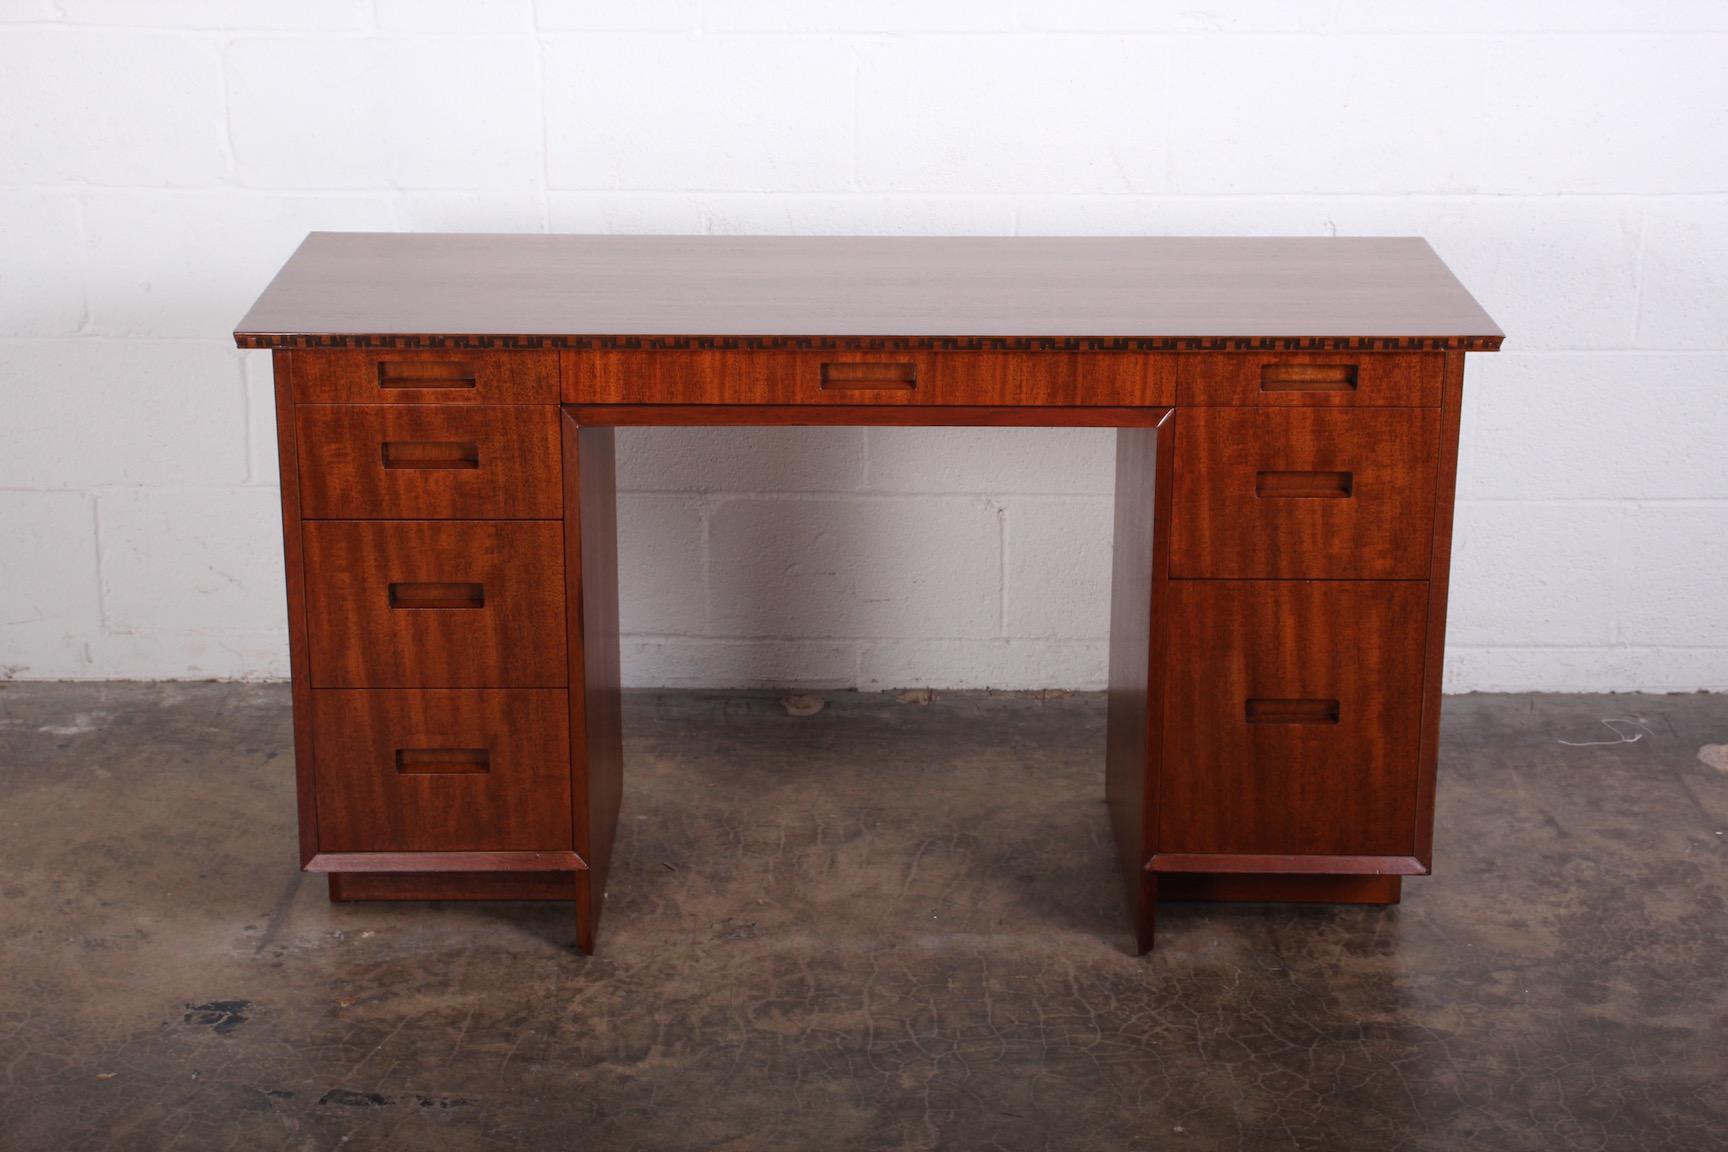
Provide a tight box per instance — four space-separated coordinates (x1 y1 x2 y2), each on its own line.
0 686 1724 1152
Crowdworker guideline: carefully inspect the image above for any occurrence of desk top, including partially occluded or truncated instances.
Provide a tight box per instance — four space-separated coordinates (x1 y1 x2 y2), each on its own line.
234 234 1501 353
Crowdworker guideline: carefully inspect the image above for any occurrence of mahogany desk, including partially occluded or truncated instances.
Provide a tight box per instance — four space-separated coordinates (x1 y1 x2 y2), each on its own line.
235 234 1502 954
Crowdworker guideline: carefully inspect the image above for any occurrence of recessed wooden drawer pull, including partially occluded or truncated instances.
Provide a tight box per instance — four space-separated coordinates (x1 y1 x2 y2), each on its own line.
1245 698 1341 725
388 581 485 610
377 361 478 389
1255 470 1354 499
395 747 491 774
380 440 481 470
819 362 917 390
1260 363 1357 393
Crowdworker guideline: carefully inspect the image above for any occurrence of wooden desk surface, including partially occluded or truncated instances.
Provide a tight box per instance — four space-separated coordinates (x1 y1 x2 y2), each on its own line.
234 234 1501 352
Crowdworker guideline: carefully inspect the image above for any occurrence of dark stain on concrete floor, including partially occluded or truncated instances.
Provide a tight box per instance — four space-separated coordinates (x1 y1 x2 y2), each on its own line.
0 684 1724 1151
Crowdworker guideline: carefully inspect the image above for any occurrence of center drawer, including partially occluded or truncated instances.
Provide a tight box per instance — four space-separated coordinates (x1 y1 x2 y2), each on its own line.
562 348 1175 406
303 521 567 688
1171 406 1439 580
312 689 574 853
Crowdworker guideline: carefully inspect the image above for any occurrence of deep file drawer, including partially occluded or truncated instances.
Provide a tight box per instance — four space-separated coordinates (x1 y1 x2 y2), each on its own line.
296 405 562 519
1170 406 1439 580
311 689 573 853
1158 580 1428 858
302 521 567 688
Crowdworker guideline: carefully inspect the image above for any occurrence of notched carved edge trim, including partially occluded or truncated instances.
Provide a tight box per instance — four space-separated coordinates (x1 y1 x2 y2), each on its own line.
234 332 1506 353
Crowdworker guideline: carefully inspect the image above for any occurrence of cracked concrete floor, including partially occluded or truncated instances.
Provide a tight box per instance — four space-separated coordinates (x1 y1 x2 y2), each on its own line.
0 684 1725 1151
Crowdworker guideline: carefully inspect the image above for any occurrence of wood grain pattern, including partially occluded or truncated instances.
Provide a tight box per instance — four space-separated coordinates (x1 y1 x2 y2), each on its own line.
1170 407 1439 580
563 416 625 956
234 234 1502 349
296 404 561 519
270 350 319 868
1159 580 1429 857
1414 349 1469 869
310 689 573 853
1178 351 1442 407
1105 412 1176 955
302 520 566 688
292 348 558 404
563 349 1175 406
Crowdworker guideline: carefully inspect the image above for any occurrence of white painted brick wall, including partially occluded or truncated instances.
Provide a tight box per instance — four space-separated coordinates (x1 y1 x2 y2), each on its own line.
2 3 1726 692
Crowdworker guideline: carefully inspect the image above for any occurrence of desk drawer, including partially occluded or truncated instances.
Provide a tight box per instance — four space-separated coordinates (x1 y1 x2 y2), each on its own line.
563 349 1174 406
297 405 561 520
1159 580 1427 857
1171 407 1438 579
312 689 573 853
303 521 566 688
1178 352 1441 407
293 349 558 404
